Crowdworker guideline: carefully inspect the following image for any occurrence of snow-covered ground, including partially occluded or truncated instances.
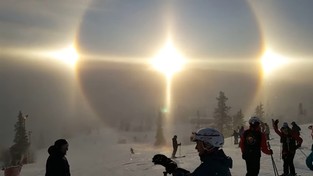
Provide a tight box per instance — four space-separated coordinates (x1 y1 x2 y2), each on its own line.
18 124 313 176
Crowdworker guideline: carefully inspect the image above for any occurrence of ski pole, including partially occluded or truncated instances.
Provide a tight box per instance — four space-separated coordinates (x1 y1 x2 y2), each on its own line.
267 141 279 176
299 148 308 158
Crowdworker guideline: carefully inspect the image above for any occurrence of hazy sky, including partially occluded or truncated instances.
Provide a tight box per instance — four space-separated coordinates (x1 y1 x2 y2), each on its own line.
1 0 313 147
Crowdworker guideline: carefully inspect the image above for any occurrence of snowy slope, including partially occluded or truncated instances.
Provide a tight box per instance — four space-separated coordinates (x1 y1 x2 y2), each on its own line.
18 125 313 176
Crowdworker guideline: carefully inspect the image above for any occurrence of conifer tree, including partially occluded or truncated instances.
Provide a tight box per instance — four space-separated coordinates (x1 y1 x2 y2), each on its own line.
255 102 265 122
232 109 245 130
213 91 232 136
154 110 166 146
10 111 29 165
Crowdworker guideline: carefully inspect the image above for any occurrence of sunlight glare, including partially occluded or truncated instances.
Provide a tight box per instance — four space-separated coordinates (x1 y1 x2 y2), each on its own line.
151 39 186 78
48 44 79 68
261 49 289 77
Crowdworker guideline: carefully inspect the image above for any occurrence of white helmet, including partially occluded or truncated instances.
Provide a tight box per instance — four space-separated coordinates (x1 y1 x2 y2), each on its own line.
249 116 261 125
191 128 224 147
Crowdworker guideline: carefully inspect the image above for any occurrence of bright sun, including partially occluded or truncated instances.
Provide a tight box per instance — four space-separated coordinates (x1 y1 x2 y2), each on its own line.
151 38 186 77
261 49 289 77
48 44 79 68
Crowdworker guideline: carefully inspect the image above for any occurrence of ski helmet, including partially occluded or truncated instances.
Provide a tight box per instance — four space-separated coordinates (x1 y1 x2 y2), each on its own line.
249 116 261 125
191 128 224 147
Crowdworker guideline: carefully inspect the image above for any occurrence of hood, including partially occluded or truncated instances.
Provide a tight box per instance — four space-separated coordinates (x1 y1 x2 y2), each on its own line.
47 145 64 157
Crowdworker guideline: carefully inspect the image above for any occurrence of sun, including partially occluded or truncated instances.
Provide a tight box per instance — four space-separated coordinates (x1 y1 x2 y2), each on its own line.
151 38 186 78
261 49 289 77
48 44 79 68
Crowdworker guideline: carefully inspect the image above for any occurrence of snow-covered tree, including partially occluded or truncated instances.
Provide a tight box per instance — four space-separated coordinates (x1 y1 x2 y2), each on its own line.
255 102 265 122
232 109 245 130
154 110 166 146
10 111 30 165
213 91 232 136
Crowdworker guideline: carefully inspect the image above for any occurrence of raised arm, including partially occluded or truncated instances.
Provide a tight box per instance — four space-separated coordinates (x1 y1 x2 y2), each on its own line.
272 119 282 137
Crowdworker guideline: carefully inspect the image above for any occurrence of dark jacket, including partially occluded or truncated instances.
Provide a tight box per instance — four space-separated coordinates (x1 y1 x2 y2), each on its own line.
45 145 70 176
172 137 181 149
273 125 303 155
191 149 232 176
239 126 272 159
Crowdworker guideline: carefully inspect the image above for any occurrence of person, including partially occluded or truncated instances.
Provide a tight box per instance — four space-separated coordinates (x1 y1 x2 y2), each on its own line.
263 123 270 140
130 147 135 154
45 139 71 176
240 116 273 176
232 129 239 145
189 128 232 175
171 135 181 158
272 120 303 176
308 125 313 140
306 144 313 171
153 128 232 176
291 121 301 137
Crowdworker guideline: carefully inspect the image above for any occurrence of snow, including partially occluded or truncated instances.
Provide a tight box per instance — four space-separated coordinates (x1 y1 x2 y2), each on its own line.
17 125 313 176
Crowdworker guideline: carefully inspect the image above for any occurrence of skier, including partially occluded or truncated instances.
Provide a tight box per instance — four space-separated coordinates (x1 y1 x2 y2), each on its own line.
153 127 232 175
130 147 135 154
308 125 313 140
45 139 71 176
291 121 301 137
232 130 239 145
189 128 232 175
273 120 303 176
240 116 273 176
171 135 181 158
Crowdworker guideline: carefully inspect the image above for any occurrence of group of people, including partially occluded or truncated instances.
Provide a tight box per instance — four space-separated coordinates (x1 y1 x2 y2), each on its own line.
45 116 312 176
239 117 304 176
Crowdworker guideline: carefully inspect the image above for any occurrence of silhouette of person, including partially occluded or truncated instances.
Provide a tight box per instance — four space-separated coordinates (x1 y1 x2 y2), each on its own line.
171 135 181 158
45 139 70 176
240 117 272 176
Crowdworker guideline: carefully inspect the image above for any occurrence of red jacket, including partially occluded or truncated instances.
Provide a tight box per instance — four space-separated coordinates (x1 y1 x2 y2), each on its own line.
240 126 272 157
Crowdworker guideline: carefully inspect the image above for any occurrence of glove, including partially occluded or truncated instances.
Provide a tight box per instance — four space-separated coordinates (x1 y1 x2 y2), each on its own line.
152 154 178 174
165 162 178 174
272 119 279 127
296 144 301 149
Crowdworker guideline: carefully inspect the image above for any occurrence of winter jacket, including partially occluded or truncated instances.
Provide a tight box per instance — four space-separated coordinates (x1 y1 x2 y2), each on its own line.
273 124 303 155
172 137 181 149
239 127 272 159
45 145 71 176
291 124 301 136
190 149 232 176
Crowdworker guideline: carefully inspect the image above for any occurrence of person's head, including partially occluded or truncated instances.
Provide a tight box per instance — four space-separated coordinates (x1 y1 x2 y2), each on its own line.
190 128 224 155
173 135 177 138
54 139 69 155
249 116 261 129
281 122 290 135
291 121 296 126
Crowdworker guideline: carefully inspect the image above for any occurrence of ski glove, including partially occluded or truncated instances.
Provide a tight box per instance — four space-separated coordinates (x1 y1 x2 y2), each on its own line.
152 154 190 175
152 154 178 174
